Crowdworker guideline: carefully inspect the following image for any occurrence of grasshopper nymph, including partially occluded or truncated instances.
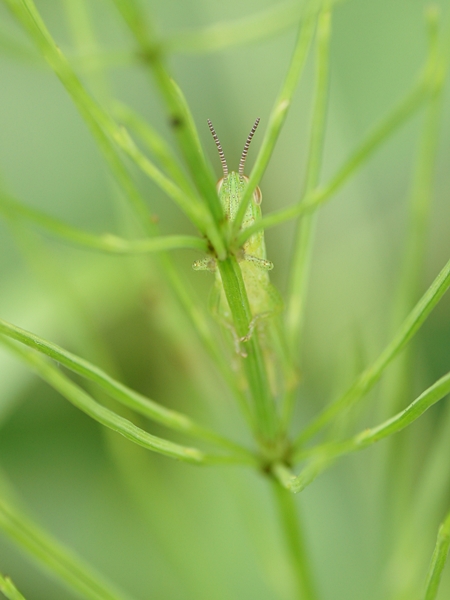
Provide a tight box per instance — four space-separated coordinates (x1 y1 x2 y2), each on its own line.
193 119 281 343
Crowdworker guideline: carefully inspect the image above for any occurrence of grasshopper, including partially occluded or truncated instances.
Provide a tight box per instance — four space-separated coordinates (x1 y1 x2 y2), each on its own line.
193 119 282 352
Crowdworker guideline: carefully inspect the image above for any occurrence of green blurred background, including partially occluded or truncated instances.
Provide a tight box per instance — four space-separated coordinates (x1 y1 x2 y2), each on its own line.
0 0 449 598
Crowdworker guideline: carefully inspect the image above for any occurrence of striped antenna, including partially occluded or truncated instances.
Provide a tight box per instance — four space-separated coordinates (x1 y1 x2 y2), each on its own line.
239 118 260 176
207 119 228 177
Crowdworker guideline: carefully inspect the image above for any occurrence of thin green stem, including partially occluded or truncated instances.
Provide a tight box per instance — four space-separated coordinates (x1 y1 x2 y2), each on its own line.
379 13 447 421
289 371 450 493
0 318 254 460
0 485 132 600
0 194 208 255
218 257 276 440
162 0 345 55
231 4 316 237
286 6 331 353
162 268 251 425
111 0 225 253
384 404 450 600
3 336 255 466
279 7 332 436
5 0 244 410
294 255 450 447
4 0 211 236
0 574 26 600
1 336 207 464
111 101 197 198
237 68 433 247
272 462 298 490
424 509 450 600
377 22 447 541
63 0 106 95
271 478 319 599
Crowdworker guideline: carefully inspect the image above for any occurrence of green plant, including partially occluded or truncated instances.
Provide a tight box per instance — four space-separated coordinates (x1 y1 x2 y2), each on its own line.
0 0 449 599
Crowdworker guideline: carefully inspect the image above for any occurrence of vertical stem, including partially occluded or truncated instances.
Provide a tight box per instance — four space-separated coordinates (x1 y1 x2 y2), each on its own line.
231 5 316 235
424 509 450 600
271 479 319 600
280 7 332 434
111 0 225 256
377 15 446 542
379 86 444 422
218 256 276 439
286 6 332 356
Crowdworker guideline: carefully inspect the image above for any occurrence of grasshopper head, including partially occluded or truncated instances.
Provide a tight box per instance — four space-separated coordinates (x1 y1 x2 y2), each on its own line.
208 118 262 205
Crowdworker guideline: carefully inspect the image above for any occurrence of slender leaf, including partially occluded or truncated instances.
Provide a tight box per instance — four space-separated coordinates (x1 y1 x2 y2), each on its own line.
111 0 226 254
4 0 209 235
294 255 450 446
0 573 26 600
0 487 132 600
0 194 208 254
1 336 207 464
288 371 450 493
424 509 450 600
4 0 244 437
237 71 433 246
162 0 312 55
286 6 332 357
112 101 197 198
0 317 254 460
231 2 316 235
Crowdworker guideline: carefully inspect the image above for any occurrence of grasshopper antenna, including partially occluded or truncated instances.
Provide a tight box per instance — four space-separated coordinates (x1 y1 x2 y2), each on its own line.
207 119 228 177
239 118 260 176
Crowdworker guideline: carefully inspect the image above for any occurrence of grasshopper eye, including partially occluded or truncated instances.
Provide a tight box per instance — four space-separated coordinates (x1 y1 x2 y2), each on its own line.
253 186 262 205
216 177 224 193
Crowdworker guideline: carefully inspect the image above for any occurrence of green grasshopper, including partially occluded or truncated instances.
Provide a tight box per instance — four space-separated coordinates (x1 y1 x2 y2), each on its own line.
193 119 282 354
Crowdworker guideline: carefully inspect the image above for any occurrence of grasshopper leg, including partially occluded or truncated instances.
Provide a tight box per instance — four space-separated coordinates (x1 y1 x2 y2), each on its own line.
242 254 274 270
192 257 216 271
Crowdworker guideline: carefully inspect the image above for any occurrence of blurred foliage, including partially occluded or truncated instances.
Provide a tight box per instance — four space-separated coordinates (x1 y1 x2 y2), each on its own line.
0 0 449 599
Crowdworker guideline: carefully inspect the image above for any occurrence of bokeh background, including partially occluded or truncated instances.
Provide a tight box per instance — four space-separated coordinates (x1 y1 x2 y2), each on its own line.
0 0 449 598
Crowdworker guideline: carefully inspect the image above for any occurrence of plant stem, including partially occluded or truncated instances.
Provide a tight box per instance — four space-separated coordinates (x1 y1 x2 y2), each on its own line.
1 336 207 464
424 509 450 600
111 101 199 199
237 68 433 247
6 0 247 407
377 29 446 542
378 3 447 423
294 255 450 447
271 479 319 599
0 573 26 600
0 484 131 600
0 194 208 254
218 256 276 440
231 3 316 236
290 371 450 493
280 6 332 433
286 6 331 357
162 0 346 55
111 0 225 252
0 317 253 459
